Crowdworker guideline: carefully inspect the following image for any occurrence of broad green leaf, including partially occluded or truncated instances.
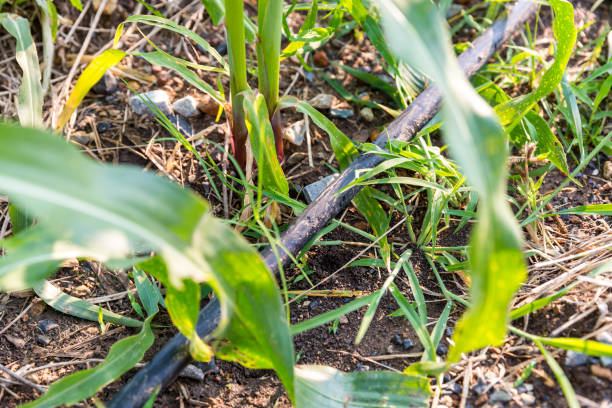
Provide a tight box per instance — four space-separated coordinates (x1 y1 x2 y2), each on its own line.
242 92 288 196
33 280 143 327
0 14 43 128
495 0 576 130
295 365 432 407
22 316 154 408
378 0 526 364
0 124 295 399
535 340 579 408
57 49 127 130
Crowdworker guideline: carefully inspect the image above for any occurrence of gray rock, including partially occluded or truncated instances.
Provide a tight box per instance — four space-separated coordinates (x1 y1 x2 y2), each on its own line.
309 93 334 110
37 319 59 334
303 174 339 203
330 108 354 119
167 114 193 138
173 96 200 118
179 364 204 381
283 119 306 146
92 72 118 94
490 390 512 402
130 90 172 117
36 334 52 346
360 107 374 122
565 350 589 367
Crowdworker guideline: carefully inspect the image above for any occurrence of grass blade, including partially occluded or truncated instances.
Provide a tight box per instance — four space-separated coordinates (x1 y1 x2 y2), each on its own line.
534 339 579 408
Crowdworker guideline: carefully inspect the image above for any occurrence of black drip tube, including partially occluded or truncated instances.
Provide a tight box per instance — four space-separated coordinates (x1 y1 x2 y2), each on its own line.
107 2 539 406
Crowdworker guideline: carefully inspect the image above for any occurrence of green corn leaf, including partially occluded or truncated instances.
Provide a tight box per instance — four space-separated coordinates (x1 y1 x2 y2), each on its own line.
560 72 583 159
33 280 144 327
0 13 43 128
378 0 526 364
22 315 155 408
0 123 295 400
534 340 579 408
242 91 289 196
335 62 398 99
200 0 256 43
295 365 432 407
495 0 576 131
57 49 127 130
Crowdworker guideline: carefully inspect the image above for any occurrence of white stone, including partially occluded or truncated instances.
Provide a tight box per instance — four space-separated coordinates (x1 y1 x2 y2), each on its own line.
283 119 306 146
303 174 339 203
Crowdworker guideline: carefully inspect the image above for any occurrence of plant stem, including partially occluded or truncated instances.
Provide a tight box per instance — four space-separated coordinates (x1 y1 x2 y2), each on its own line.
225 0 249 169
257 0 284 162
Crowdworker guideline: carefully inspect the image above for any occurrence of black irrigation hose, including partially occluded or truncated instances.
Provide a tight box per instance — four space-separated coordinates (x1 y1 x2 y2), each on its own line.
108 2 538 406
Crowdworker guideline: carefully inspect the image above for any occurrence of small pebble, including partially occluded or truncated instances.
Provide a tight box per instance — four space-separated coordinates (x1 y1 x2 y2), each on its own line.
37 319 59 334
330 108 354 119
72 131 93 145
392 333 403 346
313 50 329 67
168 114 193 138
592 168 599 176
603 161 612 180
196 94 220 117
92 0 117 15
283 119 306 146
473 379 487 394
36 334 52 346
565 350 589 367
521 393 536 405
304 71 315 82
179 364 205 381
97 122 112 134
596 332 612 367
402 339 415 350
302 301 311 308
303 174 338 203
215 40 227 55
338 315 348 324
490 390 512 402
309 93 334 110
369 129 382 142
130 90 172 117
173 96 200 118
194 358 218 374
451 382 462 394
309 300 319 310
446 327 454 336
436 344 447 356
360 107 374 122
354 363 369 372
92 72 118 94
